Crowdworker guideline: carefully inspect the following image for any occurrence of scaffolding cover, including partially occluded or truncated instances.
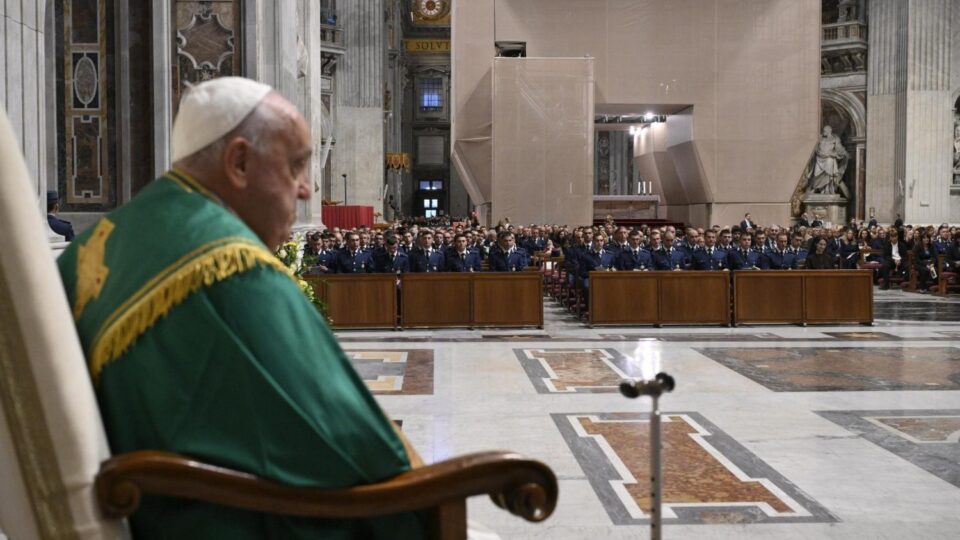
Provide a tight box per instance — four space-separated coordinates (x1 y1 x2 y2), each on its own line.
492 57 594 226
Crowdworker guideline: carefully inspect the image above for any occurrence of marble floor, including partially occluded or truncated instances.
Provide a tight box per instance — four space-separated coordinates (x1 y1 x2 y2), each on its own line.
337 289 960 539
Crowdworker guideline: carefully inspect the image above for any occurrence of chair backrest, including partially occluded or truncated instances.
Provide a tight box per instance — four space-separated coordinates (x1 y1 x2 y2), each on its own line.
0 108 125 539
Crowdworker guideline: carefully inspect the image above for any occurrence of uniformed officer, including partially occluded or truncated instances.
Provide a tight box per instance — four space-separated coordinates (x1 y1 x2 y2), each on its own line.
408 230 445 272
335 232 373 273
444 233 482 272
605 227 630 255
788 234 809 268
753 231 770 255
578 233 616 279
372 236 410 273
615 230 653 271
727 233 762 270
691 230 727 270
654 231 689 270
46 191 75 241
488 231 529 272
761 233 795 270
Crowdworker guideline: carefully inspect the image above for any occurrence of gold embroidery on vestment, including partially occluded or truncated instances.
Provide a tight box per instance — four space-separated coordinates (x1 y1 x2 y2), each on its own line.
74 219 115 319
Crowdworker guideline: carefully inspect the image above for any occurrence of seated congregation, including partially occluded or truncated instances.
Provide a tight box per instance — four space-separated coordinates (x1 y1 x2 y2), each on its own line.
298 215 960 296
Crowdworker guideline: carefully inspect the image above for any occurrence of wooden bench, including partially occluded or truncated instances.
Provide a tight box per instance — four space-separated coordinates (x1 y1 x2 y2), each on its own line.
732 270 873 325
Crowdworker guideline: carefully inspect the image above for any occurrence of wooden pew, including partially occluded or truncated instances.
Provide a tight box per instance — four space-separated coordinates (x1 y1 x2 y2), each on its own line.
938 253 960 296
304 274 398 329
732 270 873 325
401 273 543 328
588 271 731 326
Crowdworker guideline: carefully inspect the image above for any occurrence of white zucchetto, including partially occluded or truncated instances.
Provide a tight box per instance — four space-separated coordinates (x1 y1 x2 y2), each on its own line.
171 77 273 162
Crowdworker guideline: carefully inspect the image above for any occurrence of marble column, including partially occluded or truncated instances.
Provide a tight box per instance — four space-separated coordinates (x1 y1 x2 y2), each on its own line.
2 0 47 213
151 0 173 177
331 0 385 212
866 0 954 223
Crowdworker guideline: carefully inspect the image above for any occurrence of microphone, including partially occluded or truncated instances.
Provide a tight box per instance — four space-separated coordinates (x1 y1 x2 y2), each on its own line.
619 372 675 399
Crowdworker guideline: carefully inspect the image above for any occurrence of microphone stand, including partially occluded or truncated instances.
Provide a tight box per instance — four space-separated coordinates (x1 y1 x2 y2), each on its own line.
619 372 676 540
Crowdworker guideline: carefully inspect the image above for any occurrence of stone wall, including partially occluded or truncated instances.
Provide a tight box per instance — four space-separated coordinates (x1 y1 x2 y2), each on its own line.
1 0 48 213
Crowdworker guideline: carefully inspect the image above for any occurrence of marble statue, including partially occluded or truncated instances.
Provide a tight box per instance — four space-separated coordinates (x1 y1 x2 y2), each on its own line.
952 123 960 184
807 125 849 198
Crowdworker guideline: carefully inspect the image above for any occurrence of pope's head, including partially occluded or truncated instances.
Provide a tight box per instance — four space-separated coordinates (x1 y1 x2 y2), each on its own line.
821 125 833 136
172 77 312 249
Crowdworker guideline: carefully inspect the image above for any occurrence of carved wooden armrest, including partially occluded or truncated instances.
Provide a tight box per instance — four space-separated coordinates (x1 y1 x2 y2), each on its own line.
96 450 557 523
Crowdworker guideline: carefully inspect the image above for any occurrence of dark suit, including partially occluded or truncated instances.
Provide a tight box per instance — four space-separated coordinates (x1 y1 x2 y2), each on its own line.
372 248 410 273
47 214 75 241
740 219 756 231
443 249 482 272
334 249 373 274
838 241 860 269
879 240 909 287
409 247 445 273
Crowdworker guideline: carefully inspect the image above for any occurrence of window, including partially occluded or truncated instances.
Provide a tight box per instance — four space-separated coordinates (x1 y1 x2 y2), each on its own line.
423 198 439 218
418 180 443 191
419 78 443 112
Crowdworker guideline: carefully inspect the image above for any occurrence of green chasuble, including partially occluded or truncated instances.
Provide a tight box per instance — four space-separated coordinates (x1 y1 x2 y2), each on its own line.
58 171 423 539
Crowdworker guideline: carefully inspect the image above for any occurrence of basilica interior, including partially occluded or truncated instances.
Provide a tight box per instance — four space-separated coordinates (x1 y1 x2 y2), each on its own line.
2 1 960 539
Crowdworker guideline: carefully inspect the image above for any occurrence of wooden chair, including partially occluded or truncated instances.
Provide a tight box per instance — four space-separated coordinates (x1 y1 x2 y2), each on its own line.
0 109 556 540
937 253 960 296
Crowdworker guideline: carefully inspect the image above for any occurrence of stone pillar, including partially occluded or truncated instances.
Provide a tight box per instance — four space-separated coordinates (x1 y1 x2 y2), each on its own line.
331 0 385 211
152 0 173 177
902 0 953 223
866 0 954 223
2 0 47 212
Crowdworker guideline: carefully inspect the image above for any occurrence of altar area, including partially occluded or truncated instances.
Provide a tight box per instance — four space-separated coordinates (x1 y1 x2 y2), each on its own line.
593 195 660 222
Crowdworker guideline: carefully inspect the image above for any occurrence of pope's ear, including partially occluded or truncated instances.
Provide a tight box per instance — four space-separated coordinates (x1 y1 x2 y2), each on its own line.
222 137 253 190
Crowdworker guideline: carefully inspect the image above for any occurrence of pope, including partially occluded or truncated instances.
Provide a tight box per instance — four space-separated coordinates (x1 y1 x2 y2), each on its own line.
57 78 423 538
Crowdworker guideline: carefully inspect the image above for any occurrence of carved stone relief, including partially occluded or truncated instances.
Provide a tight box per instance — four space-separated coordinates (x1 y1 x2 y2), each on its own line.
173 1 244 115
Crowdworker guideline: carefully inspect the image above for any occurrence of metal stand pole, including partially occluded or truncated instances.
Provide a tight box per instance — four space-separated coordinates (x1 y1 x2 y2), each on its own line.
620 372 675 540
649 393 662 540
342 174 348 205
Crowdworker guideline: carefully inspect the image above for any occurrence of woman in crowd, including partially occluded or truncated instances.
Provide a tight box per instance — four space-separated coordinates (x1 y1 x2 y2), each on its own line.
839 227 860 269
912 232 938 291
542 239 562 258
805 237 836 269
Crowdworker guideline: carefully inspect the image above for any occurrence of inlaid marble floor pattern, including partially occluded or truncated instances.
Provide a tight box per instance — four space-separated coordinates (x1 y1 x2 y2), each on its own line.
339 289 960 539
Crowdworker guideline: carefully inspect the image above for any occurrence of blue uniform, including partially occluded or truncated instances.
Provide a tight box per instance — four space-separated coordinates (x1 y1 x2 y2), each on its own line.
615 247 653 271
691 247 728 270
578 249 617 279
651 247 688 270
372 248 410 273
443 249 482 272
304 249 338 274
408 247 445 273
761 249 796 270
788 247 808 268
334 249 373 274
488 246 529 272
727 248 761 270
47 214 75 241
